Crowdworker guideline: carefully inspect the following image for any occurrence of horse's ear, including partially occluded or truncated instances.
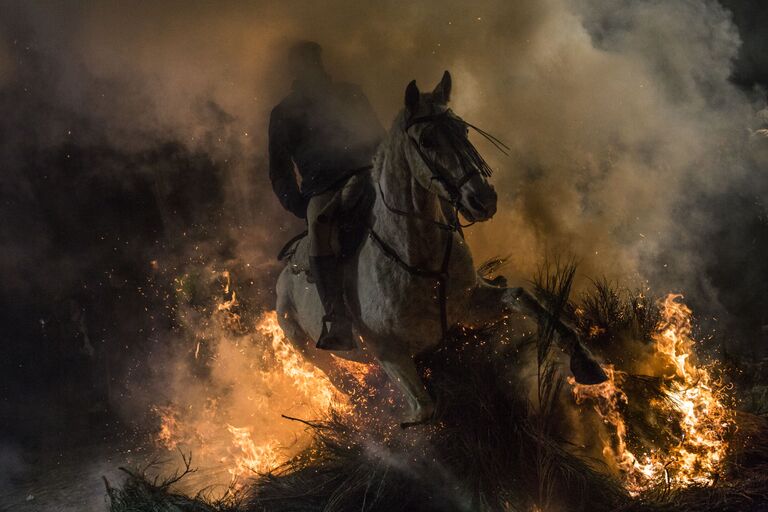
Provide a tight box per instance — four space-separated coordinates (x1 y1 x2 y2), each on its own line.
432 70 452 104
405 80 420 114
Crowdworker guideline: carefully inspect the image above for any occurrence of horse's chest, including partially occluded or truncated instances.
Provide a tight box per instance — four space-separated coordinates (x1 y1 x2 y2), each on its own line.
355 243 450 347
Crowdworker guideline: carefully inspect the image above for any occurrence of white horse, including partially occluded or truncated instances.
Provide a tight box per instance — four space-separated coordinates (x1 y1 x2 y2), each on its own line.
276 72 606 425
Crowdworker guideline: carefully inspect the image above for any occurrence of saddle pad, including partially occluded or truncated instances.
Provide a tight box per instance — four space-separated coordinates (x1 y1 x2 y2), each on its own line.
281 234 315 282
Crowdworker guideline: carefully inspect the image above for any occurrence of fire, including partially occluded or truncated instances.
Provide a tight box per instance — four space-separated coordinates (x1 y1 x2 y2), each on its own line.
216 270 237 312
151 270 349 486
569 293 734 494
260 311 343 411
220 311 348 481
226 425 282 478
152 404 180 451
331 353 374 388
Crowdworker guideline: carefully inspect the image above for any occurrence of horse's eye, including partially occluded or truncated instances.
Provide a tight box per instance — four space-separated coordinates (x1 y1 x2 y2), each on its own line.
421 135 437 149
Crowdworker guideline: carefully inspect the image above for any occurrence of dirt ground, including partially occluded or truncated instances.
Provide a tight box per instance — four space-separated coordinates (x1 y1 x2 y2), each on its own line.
0 436 234 512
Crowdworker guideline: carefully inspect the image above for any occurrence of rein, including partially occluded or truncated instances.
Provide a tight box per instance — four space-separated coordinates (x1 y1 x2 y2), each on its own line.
368 108 501 339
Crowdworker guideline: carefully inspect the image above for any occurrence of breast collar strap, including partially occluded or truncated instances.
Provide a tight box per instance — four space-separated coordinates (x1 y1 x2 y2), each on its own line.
367 109 476 340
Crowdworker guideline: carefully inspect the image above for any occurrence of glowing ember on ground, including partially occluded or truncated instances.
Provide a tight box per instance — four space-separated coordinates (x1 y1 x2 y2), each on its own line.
569 293 735 494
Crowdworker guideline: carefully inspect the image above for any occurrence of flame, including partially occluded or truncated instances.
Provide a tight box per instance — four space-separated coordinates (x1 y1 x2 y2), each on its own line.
568 366 658 493
569 294 734 494
216 270 245 332
226 424 282 479
152 404 180 451
151 270 349 487
260 311 344 412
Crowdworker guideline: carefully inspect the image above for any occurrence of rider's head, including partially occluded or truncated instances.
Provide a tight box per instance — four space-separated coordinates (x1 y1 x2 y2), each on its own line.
287 41 328 85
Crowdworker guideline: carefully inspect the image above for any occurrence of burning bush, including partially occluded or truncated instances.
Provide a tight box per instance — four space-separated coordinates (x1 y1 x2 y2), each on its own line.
107 267 768 512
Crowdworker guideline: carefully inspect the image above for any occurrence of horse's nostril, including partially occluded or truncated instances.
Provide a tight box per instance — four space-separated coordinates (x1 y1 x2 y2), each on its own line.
469 197 487 215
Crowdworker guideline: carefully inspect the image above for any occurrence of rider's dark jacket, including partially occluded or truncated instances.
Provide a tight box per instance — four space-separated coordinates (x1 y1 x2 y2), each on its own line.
268 75 384 218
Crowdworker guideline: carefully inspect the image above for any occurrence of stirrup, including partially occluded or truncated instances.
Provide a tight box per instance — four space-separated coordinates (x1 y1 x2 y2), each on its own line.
316 314 357 351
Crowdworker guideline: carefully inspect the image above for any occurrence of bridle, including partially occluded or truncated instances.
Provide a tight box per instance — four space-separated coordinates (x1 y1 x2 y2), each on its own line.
368 107 507 339
404 108 483 207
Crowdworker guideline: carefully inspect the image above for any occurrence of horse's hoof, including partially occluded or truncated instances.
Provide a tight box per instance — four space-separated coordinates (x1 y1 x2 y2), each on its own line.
570 345 608 385
400 403 435 429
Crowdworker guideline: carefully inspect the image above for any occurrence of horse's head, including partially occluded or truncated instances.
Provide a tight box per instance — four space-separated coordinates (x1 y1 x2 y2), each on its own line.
402 71 498 222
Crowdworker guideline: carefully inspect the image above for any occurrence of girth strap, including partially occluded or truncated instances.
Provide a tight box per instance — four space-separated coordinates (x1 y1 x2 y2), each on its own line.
368 225 454 339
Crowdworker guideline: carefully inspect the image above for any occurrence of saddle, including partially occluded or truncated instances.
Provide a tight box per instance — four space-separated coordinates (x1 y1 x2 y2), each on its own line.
277 172 375 280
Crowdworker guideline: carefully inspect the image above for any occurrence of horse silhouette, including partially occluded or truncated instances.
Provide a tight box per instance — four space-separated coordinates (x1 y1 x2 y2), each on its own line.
276 71 607 426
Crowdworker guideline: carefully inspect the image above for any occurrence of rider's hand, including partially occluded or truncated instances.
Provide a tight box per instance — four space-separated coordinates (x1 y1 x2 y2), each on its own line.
290 196 309 219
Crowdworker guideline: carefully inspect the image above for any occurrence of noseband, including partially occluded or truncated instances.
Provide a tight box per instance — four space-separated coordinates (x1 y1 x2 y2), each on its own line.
405 109 481 204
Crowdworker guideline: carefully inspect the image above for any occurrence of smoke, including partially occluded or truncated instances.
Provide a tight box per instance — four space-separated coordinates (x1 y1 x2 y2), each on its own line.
6 0 761 285
1 0 768 505
461 1 751 286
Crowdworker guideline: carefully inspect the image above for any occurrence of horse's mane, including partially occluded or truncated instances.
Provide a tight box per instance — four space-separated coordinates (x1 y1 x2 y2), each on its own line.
372 109 409 182
373 106 506 183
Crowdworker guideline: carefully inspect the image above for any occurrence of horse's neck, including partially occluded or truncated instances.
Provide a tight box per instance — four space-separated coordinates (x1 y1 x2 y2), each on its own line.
372 128 447 268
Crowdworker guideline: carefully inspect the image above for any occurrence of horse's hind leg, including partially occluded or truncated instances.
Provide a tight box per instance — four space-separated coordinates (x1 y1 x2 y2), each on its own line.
373 347 434 427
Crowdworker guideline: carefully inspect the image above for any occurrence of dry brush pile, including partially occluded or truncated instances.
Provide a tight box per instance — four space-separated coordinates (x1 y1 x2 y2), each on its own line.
107 264 768 512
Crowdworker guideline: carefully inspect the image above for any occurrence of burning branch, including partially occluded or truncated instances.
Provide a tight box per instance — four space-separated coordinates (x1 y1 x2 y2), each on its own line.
569 293 736 495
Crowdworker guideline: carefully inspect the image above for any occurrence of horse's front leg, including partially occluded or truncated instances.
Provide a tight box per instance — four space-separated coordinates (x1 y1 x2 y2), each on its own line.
465 283 607 385
368 338 435 428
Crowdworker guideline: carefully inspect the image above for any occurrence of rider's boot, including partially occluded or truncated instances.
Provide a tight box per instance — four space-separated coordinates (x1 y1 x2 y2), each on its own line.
310 255 357 351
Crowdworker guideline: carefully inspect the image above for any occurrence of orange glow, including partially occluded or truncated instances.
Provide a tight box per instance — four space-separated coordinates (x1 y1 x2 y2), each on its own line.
151 271 350 486
330 353 373 388
226 424 282 479
569 294 734 494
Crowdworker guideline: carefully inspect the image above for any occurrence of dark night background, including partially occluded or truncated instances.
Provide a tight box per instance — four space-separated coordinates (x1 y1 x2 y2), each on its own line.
1 0 768 509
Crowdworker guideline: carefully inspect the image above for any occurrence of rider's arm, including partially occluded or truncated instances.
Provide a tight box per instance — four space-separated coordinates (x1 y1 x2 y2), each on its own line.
269 106 307 219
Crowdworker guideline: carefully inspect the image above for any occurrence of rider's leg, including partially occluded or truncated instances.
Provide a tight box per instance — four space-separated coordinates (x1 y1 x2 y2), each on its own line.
308 191 335 257
308 191 356 351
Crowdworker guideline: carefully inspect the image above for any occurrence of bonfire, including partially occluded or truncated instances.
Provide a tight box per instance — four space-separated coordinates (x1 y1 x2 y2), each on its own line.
107 267 768 512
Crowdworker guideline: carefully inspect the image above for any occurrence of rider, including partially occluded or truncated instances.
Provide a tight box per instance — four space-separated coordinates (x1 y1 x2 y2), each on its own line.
268 41 384 351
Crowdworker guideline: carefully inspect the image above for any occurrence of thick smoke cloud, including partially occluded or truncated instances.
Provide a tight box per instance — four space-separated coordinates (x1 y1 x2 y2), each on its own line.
4 0 761 287
1 0 768 506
